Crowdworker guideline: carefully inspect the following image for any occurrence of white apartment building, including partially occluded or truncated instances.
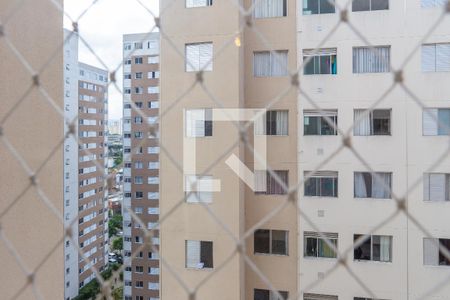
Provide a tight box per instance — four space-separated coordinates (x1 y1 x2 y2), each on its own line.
298 1 450 300
64 30 109 300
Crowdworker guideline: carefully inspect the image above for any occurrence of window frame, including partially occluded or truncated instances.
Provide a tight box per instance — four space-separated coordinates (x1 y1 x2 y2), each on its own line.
353 234 393 262
254 229 289 256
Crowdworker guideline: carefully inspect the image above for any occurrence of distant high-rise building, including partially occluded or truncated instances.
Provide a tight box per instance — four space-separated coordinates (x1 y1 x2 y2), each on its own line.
64 30 109 300
122 32 160 300
109 119 123 135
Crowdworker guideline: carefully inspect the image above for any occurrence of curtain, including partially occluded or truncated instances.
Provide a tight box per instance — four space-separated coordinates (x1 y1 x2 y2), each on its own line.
353 47 390 73
186 44 200 71
318 238 336 258
271 51 288 76
379 236 391 262
254 52 271 77
372 173 391 198
438 109 450 135
354 172 368 197
354 109 371 136
254 0 285 18
267 171 288 194
429 173 446 201
436 43 450 72
199 43 213 71
276 110 288 135
423 109 438 136
422 44 436 72
423 173 430 201
424 238 439 266
186 240 201 268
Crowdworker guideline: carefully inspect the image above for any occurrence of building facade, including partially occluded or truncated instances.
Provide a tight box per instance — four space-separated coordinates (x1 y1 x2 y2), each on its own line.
122 32 161 300
64 30 109 300
298 1 450 300
159 0 298 299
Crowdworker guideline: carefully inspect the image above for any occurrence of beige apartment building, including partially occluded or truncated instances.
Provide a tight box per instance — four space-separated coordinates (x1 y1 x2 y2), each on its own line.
64 30 109 300
122 32 161 300
298 0 450 300
159 0 298 299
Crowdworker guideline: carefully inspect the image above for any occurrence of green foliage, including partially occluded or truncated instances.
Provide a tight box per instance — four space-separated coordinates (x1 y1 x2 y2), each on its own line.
108 214 123 237
73 264 120 300
112 237 123 251
112 286 123 300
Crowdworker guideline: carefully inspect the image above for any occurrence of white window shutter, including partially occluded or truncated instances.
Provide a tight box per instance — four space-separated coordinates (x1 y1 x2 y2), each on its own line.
199 43 213 71
422 45 436 72
254 170 267 192
186 44 200 72
436 43 450 72
271 51 288 76
429 173 446 201
423 109 438 136
254 112 266 135
254 52 271 77
354 109 371 136
423 238 439 266
198 176 213 203
186 240 201 268
186 109 205 137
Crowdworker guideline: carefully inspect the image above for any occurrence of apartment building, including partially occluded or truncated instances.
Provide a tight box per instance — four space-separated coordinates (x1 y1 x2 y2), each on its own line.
64 30 109 300
159 0 298 299
298 1 450 299
122 33 161 300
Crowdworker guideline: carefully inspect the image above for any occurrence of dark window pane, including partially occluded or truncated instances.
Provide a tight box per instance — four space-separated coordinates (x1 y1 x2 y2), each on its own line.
372 235 381 261
254 289 270 300
267 171 288 195
305 237 317 257
371 0 389 10
200 241 213 268
320 55 331 74
303 56 315 74
266 111 277 135
303 0 319 14
439 239 450 266
321 177 338 197
331 55 337 74
372 110 391 135
272 230 288 255
320 116 337 135
354 234 372 260
282 0 287 16
278 291 289 300
352 0 370 11
304 116 319 135
314 56 321 74
320 0 336 14
305 177 319 196
254 230 270 254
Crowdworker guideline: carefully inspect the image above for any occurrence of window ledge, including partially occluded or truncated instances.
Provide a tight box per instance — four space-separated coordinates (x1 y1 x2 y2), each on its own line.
254 252 289 257
353 259 392 264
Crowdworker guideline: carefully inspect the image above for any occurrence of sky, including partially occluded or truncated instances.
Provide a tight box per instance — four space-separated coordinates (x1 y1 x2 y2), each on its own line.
64 0 159 120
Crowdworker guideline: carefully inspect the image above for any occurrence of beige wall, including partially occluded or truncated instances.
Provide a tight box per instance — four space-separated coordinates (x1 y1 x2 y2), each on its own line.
0 0 63 299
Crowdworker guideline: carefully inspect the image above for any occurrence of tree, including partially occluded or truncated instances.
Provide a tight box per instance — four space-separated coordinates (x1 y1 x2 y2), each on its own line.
112 237 123 251
108 214 122 237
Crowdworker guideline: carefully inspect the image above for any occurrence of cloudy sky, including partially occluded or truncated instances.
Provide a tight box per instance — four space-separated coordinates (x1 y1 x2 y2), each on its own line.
64 0 159 120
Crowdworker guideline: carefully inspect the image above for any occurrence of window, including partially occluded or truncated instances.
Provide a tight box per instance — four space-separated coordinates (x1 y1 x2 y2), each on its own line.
353 46 390 73
185 175 213 203
134 42 143 49
304 232 338 258
354 172 392 199
354 234 392 262
253 51 288 77
185 42 213 72
423 173 450 201
135 57 143 64
304 110 338 135
304 171 338 197
303 49 337 75
253 0 287 18
148 162 159 169
423 108 450 135
254 289 288 300
421 0 447 8
352 0 389 11
135 72 143 79
148 87 159 94
186 0 213 8
148 71 160 79
422 43 450 72
255 110 288 135
135 266 143 273
185 109 212 137
148 177 159 184
185 240 213 269
134 176 143 184
134 116 143 124
303 0 335 15
135 191 144 199
135 281 144 288
148 56 159 64
134 87 143 94
424 238 450 266
148 41 157 49
124 59 131 65
354 109 391 135
254 229 288 255
148 101 159 109
354 298 390 300
255 170 289 194
124 73 131 79
304 294 338 300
